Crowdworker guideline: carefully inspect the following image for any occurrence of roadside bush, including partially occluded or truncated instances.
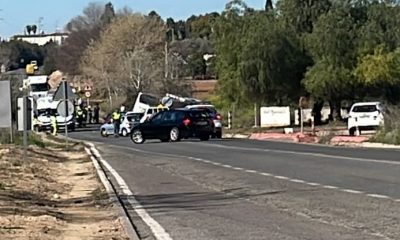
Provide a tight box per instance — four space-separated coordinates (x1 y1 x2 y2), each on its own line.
0 129 46 148
371 106 400 145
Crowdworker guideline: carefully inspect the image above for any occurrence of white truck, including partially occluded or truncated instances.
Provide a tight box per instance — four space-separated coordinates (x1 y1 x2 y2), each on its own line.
33 96 75 132
23 75 50 99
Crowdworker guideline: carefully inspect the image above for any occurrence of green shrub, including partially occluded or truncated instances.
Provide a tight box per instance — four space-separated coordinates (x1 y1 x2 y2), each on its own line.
371 106 400 145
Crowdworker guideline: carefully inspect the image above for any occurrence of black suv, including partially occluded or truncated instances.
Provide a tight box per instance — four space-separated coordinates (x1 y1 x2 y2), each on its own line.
130 109 214 144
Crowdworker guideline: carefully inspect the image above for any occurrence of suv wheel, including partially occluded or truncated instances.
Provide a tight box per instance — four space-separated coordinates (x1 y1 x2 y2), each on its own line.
121 128 128 137
131 130 145 144
200 135 210 141
170 127 181 142
216 130 222 139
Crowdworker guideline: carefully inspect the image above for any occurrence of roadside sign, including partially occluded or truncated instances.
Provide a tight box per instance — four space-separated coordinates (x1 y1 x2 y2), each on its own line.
53 81 77 101
85 91 91 98
84 85 92 91
57 100 74 118
0 81 12 128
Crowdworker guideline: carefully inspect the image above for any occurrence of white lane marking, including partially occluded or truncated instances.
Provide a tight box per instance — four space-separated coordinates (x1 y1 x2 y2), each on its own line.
98 143 398 203
245 170 257 173
275 176 289 180
323 185 339 190
260 173 272 177
342 189 363 194
222 164 232 168
367 194 390 199
184 142 400 166
89 145 173 240
306 182 321 186
289 179 306 184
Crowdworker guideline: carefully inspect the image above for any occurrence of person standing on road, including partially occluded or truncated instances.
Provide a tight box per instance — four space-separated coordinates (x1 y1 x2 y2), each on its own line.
76 106 84 128
94 104 100 124
88 106 93 124
50 114 58 136
112 109 121 137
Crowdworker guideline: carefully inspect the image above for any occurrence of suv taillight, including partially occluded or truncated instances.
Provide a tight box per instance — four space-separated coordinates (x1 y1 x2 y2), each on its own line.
183 118 191 126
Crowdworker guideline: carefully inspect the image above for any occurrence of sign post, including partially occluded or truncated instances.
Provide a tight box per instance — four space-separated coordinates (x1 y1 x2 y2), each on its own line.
53 80 76 149
0 81 12 142
299 97 308 134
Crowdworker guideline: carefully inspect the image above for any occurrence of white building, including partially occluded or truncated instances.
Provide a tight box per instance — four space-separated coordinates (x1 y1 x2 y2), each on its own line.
12 32 68 46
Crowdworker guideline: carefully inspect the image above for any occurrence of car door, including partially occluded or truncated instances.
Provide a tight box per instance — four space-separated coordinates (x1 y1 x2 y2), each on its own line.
142 111 165 139
160 111 177 138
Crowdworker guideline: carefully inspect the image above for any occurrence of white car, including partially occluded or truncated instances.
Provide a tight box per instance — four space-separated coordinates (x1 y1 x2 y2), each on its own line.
100 112 143 137
139 107 169 123
347 102 384 135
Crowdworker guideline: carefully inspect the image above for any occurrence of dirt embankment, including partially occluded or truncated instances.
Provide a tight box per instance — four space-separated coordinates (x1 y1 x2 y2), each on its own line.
0 139 128 240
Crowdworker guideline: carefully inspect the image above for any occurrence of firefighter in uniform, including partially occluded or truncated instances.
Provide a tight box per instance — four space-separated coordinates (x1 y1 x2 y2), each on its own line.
112 109 121 137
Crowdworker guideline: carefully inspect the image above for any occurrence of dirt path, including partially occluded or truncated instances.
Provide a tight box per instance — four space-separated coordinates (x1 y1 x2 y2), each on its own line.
0 140 129 240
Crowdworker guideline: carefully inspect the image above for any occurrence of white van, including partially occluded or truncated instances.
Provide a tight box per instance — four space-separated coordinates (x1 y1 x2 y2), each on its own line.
348 102 384 135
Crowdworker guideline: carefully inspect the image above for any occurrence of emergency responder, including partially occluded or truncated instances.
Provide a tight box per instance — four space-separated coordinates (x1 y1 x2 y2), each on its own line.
76 106 84 127
50 113 58 136
112 109 121 137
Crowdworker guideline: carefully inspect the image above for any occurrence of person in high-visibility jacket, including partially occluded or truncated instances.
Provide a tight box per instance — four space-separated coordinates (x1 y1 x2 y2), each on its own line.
112 109 121 137
50 114 58 136
76 106 84 127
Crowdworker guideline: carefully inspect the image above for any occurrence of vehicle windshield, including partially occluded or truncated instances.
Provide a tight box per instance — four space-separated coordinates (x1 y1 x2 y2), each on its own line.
126 113 143 122
31 83 49 92
352 105 378 113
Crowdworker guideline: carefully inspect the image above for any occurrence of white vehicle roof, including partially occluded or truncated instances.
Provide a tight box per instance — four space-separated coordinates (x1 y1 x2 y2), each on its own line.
351 102 381 107
28 75 48 84
185 104 215 109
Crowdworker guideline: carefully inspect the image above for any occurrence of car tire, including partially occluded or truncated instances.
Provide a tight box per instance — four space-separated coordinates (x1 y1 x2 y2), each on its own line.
121 128 128 137
170 127 181 142
216 130 222 139
131 129 145 144
100 128 108 137
200 135 210 141
349 127 355 136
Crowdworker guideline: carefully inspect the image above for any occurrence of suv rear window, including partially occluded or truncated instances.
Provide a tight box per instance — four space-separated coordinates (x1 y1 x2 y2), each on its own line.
352 105 378 113
189 110 210 119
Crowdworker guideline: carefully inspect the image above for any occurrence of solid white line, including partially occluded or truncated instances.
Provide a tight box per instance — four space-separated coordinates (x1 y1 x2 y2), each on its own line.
366 194 390 199
90 146 173 240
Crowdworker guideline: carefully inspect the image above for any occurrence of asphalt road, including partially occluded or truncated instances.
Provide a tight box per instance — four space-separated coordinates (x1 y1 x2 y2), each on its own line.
69 128 400 240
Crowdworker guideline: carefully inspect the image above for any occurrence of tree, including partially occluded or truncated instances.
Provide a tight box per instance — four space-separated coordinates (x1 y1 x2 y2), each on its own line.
58 2 109 75
303 2 359 119
238 12 308 105
354 45 400 102
100 2 115 25
81 14 167 106
277 0 331 34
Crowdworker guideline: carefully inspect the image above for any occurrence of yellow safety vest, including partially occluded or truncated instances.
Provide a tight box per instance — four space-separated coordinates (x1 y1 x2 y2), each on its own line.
112 112 121 120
